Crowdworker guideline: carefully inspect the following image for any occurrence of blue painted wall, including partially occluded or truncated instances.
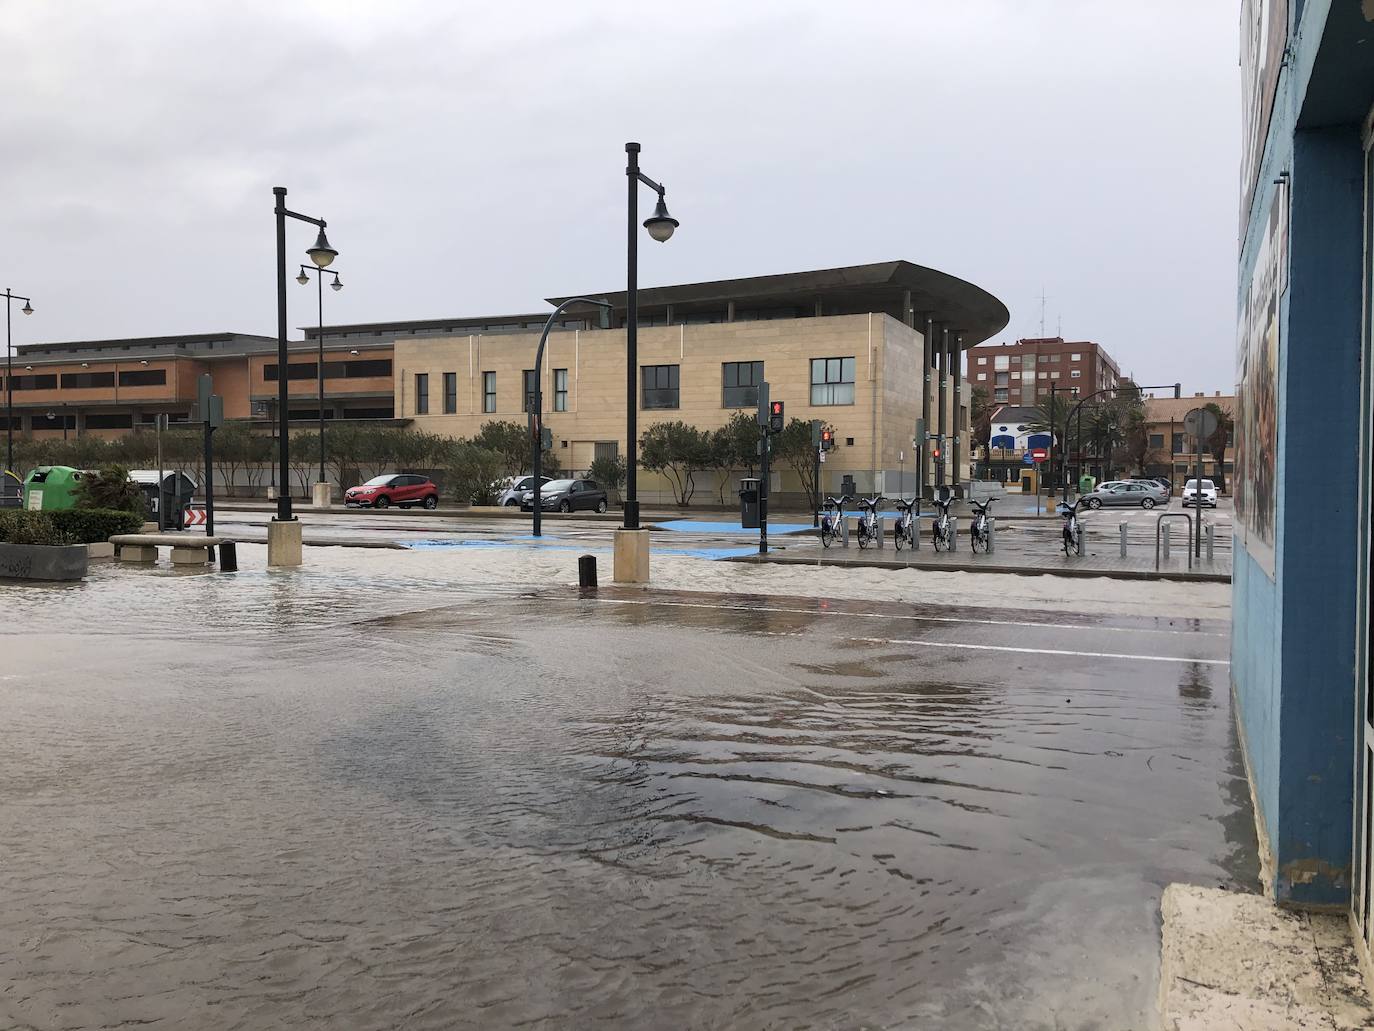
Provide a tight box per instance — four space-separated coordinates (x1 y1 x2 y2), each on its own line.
1232 0 1368 906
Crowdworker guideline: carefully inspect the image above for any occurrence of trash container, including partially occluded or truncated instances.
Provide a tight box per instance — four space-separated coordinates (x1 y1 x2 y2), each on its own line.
1078 474 1096 495
129 470 199 529
739 477 761 529
841 474 857 499
22 466 87 511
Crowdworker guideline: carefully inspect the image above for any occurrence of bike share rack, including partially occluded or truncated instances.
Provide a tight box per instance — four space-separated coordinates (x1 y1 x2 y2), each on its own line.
1155 512 1193 571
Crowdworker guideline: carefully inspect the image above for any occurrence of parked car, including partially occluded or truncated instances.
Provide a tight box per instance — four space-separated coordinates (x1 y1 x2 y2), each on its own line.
520 478 609 513
1081 480 1170 510
1151 477 1174 495
497 475 552 507
344 474 440 510
1182 478 1219 508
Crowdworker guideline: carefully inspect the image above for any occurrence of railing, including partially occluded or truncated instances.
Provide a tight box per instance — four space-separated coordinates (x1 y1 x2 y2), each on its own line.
1155 512 1193 571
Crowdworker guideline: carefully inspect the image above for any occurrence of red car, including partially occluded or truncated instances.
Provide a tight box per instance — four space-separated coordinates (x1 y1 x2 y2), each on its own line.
344 474 440 510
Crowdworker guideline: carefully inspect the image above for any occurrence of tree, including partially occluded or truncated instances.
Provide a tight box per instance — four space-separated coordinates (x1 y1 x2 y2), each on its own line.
639 421 710 506
74 465 144 513
1120 397 1153 476
970 386 996 467
588 454 626 500
472 420 531 475
1203 402 1234 493
774 418 832 515
707 412 759 503
288 432 320 497
443 444 506 505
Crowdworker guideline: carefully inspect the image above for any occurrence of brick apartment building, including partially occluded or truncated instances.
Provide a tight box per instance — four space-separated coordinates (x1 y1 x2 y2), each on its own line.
965 336 1121 406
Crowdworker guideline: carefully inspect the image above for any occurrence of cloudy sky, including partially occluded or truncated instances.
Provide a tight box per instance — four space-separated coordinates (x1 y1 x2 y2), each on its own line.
1 1 1238 392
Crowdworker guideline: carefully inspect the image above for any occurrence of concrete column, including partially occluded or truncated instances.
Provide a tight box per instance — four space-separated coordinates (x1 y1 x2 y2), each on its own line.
937 326 949 486
726 301 735 322
952 333 963 490
814 297 823 318
312 481 333 508
902 290 914 329
613 528 649 583
923 317 934 492
267 519 303 567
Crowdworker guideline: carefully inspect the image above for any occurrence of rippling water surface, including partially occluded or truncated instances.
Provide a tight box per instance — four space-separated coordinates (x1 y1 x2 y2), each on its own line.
0 559 1253 1029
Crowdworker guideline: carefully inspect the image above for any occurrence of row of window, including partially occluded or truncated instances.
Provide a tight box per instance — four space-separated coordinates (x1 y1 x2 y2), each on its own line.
981 370 1083 383
412 358 860 415
979 352 1083 368
263 359 392 382
0 369 169 391
993 387 1081 402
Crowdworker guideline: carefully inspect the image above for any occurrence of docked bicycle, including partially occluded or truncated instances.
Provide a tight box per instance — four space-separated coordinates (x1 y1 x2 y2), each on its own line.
892 497 918 551
931 492 955 552
855 495 885 549
1058 497 1085 556
820 494 851 549
969 496 997 553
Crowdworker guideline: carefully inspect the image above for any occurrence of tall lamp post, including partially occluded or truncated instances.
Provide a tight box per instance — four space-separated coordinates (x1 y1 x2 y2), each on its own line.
296 264 343 496
3 289 34 484
272 187 338 564
1060 382 1181 503
617 142 678 581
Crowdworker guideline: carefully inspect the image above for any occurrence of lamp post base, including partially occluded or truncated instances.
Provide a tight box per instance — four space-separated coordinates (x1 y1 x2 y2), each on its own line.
312 481 333 508
267 519 303 568
613 528 650 584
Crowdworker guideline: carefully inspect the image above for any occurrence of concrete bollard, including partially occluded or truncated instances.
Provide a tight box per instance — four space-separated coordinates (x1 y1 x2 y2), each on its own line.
1205 523 1215 561
876 515 885 549
950 517 958 552
987 517 996 553
578 554 597 589
1162 525 1171 560
219 540 238 572
1120 521 1129 559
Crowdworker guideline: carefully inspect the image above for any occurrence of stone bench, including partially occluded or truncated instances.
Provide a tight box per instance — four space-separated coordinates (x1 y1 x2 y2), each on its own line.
110 534 228 565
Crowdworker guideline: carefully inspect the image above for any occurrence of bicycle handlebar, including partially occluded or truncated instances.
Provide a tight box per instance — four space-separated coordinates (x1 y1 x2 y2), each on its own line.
858 495 885 511
824 495 852 509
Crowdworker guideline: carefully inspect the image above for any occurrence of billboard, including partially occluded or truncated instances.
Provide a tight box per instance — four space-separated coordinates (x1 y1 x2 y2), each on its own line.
1234 194 1286 578
1239 0 1288 224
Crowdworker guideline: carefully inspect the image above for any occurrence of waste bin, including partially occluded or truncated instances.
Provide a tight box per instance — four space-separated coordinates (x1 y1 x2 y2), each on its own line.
739 477 761 529
841 474 857 499
1 469 24 508
1078 474 1096 495
129 470 199 529
22 466 87 511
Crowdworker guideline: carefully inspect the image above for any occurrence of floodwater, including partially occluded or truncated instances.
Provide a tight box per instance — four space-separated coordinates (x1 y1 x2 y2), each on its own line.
0 552 1254 1030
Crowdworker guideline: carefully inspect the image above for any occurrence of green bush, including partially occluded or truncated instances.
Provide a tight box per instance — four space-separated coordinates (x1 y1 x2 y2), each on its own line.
75 465 145 513
0 508 141 546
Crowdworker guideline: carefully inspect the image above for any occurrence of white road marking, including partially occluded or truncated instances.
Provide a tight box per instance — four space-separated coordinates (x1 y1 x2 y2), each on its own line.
592 597 1225 637
850 637 1228 666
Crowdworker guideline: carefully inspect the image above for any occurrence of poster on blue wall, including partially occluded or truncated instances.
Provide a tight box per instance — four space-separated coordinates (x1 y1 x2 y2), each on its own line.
1239 0 1288 226
1234 194 1285 579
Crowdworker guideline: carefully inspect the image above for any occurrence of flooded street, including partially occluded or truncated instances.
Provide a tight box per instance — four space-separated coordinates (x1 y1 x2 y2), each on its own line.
0 552 1254 1029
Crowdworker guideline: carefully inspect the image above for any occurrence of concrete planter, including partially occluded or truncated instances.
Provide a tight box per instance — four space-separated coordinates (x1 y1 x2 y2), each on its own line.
0 542 89 581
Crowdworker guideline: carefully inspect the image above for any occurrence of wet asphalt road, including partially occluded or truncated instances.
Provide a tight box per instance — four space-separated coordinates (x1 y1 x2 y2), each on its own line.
0 561 1252 1030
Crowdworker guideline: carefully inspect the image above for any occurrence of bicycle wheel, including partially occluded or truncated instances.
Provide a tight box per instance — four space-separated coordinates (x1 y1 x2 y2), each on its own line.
1074 527 1083 556
933 522 946 552
970 525 985 553
1063 529 1073 556
821 524 834 549
857 525 870 549
894 523 906 551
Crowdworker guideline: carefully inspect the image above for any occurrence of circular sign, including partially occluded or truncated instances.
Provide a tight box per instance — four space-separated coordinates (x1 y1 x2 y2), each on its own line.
1183 407 1219 440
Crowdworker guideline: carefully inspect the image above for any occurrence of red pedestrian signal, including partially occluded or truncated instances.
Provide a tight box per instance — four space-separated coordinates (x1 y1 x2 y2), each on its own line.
820 428 834 451
769 400 785 433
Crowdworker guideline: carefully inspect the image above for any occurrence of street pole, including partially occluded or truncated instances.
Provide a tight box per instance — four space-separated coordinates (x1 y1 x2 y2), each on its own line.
1195 432 1204 560
759 427 770 555
156 414 164 533
813 444 821 528
4 289 34 485
317 268 324 488
204 419 215 539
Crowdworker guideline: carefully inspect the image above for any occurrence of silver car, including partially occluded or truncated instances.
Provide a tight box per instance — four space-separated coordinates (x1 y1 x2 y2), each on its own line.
1081 480 1169 510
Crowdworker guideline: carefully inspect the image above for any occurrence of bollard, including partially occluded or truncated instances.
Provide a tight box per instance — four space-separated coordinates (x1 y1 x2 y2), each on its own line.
1205 523 1215 561
578 554 598 589
1120 521 1129 559
1162 525 1171 560
876 514 885 550
219 540 238 572
987 516 995 553
950 516 958 552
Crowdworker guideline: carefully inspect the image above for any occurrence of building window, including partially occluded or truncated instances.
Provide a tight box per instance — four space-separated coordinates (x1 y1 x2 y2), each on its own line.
118 369 167 387
995 372 1009 386
523 369 538 413
6 374 58 390
1149 433 1164 448
1071 370 1082 378
1038 371 1047 379
86 413 133 429
60 371 116 389
554 368 568 412
977 356 987 365
1070 353 1082 361
994 355 1009 370
1049 354 1060 363
415 373 429 415
1038 355 1049 363
977 373 986 381
483 371 496 413
1050 371 1060 380
722 360 763 408
443 372 457 414
810 356 856 406
641 364 680 409
994 388 1009 402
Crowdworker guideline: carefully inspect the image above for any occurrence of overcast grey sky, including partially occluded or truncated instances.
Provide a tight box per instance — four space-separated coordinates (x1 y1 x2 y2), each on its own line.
1 0 1238 392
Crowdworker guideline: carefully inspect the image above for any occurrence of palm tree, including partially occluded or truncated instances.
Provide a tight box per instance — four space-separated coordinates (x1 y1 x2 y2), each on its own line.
1203 402 1234 493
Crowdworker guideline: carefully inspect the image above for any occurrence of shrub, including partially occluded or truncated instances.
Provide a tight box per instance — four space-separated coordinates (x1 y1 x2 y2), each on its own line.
0 511 76 546
75 465 145 514
444 445 507 506
588 454 626 496
50 508 144 543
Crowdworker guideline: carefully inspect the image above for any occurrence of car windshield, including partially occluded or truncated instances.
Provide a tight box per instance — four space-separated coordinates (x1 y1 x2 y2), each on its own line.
363 475 395 486
540 480 574 492
1185 480 1216 490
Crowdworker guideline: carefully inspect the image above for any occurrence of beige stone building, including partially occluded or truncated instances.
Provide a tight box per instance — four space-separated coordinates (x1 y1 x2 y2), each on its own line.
355 262 1009 503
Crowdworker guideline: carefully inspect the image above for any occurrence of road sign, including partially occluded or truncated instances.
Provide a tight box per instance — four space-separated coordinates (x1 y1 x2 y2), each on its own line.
1022 452 1035 466
184 508 207 527
1030 447 1049 462
1183 407 1219 440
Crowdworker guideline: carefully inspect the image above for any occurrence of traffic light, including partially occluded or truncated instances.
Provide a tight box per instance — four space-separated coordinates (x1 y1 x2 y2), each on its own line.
756 381 771 428
820 428 834 452
541 426 553 451
932 445 942 461
769 400 784 433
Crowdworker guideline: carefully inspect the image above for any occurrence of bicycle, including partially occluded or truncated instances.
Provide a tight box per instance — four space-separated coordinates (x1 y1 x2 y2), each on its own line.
969 496 997 553
855 495 885 550
892 497 918 551
820 495 851 549
1059 498 1085 556
931 492 955 552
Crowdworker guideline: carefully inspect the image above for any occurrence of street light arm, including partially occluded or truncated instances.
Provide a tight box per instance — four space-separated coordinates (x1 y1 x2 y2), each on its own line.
3 291 32 305
1060 382 1178 501
278 207 326 228
633 171 665 193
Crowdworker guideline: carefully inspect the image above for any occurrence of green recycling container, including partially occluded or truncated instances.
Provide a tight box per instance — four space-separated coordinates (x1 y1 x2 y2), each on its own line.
1078 474 1096 495
22 466 87 511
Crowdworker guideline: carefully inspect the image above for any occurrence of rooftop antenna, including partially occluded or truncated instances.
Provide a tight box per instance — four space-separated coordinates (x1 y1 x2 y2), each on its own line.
1057 313 1062 338
1039 287 1047 338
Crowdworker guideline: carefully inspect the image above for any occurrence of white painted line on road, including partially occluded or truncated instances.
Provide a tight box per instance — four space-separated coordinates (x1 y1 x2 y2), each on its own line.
851 636 1228 666
593 597 1225 637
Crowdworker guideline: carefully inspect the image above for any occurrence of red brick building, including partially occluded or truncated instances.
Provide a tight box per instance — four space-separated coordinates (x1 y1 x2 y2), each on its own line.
965 336 1121 406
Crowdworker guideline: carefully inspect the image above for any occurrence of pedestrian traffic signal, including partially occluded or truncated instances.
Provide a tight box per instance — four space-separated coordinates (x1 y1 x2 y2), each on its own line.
932 446 942 461
820 428 834 451
769 400 784 433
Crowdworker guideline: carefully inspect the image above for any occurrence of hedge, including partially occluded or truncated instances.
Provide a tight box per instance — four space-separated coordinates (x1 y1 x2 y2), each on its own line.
0 508 143 546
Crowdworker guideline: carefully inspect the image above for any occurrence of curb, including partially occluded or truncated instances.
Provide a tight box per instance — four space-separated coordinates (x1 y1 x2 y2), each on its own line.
727 552 1231 584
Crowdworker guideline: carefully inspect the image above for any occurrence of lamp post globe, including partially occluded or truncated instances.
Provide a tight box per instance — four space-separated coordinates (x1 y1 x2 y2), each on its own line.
21 302 32 316
330 275 342 292
296 270 310 285
643 196 678 243
306 228 338 268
